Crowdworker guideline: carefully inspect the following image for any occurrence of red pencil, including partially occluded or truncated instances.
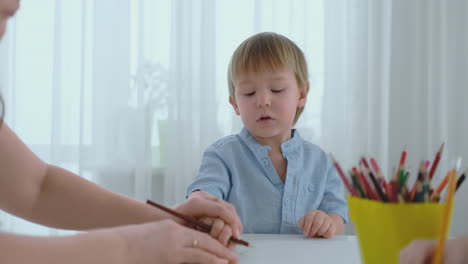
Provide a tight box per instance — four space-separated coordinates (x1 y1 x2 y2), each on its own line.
353 167 379 200
361 157 387 201
331 154 359 196
429 143 445 180
370 157 392 200
399 145 407 168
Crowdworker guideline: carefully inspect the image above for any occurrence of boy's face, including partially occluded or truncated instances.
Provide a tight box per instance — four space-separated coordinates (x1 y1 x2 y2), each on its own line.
230 68 307 143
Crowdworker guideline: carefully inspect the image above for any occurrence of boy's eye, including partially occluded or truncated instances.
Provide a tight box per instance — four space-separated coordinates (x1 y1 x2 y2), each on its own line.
272 89 284 93
244 92 255 96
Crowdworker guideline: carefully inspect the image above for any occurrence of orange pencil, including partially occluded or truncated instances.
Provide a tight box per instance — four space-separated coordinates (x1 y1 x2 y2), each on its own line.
432 170 457 264
431 171 451 201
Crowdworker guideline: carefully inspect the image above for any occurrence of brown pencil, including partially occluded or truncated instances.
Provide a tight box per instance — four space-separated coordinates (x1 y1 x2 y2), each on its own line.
146 199 253 247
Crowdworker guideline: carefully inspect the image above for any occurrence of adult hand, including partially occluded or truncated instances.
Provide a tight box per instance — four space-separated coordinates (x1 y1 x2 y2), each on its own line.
399 239 435 264
117 219 239 264
399 237 468 264
177 191 243 239
297 210 336 238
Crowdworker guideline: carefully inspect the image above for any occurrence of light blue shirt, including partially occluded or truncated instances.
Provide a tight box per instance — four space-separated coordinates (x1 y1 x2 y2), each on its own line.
186 127 348 234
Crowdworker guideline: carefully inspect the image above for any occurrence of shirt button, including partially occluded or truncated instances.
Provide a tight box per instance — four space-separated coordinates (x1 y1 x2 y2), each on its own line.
308 184 315 192
262 158 270 166
284 198 290 206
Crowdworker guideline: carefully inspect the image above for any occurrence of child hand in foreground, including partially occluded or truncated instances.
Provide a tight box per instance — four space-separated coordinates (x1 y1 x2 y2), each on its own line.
297 210 343 238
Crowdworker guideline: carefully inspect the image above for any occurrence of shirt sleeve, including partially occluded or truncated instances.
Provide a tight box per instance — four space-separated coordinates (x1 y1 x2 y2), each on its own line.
318 156 349 223
186 145 231 200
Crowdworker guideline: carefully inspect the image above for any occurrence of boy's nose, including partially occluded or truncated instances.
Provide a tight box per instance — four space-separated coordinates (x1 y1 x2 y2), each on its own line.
256 93 271 108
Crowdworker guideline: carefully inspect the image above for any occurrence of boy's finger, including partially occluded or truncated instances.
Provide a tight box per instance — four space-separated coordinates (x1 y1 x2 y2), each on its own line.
297 217 305 228
303 215 315 237
198 192 243 234
218 226 233 246
210 218 225 239
187 196 243 236
201 217 214 226
316 221 331 237
309 214 326 237
324 223 336 238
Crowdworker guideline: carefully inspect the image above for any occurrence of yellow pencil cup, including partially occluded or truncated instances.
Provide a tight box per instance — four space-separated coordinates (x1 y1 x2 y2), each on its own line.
348 196 453 264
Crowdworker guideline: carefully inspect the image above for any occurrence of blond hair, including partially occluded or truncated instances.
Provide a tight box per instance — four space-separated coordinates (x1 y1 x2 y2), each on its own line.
227 32 309 124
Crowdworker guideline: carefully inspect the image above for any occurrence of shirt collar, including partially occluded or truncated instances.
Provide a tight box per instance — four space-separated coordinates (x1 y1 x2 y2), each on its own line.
239 127 302 157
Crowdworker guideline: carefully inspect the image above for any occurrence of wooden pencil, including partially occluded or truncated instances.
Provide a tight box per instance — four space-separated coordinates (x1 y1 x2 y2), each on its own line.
146 200 253 247
432 169 457 264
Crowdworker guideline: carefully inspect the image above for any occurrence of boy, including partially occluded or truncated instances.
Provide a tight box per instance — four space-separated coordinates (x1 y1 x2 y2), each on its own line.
187 32 348 237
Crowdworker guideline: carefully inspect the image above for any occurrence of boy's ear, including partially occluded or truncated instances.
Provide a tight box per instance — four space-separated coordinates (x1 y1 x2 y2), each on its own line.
298 82 310 108
229 96 241 115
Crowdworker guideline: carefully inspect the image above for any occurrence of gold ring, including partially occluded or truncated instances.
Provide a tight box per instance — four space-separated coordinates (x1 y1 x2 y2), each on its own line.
192 239 199 247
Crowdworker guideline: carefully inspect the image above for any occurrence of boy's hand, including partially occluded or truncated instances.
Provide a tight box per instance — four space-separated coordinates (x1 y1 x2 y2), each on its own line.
199 217 237 249
181 191 243 247
297 210 336 238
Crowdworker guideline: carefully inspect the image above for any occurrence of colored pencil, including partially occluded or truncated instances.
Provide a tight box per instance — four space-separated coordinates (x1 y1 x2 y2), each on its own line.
432 170 457 264
146 200 253 247
361 157 388 201
456 171 466 192
331 154 359 196
429 143 445 180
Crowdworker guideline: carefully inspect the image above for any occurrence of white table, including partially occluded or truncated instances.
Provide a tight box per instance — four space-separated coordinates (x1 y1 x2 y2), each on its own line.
236 234 362 263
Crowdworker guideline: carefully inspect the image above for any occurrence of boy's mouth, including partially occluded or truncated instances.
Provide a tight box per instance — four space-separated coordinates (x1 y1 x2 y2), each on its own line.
257 115 273 122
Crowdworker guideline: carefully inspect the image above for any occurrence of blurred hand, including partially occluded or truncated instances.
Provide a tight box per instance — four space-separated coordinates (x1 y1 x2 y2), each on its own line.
399 239 435 264
297 210 336 238
400 236 468 264
116 219 239 264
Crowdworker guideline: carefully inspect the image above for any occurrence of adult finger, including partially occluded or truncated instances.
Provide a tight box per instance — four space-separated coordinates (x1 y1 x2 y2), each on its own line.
182 248 230 264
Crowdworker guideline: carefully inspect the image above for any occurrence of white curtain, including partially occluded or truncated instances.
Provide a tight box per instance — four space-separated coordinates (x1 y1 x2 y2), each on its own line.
323 0 468 236
0 0 325 235
1 0 467 237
